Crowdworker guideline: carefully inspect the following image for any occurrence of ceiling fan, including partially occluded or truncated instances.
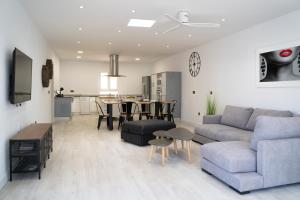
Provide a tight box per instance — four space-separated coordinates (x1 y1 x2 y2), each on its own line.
163 10 221 34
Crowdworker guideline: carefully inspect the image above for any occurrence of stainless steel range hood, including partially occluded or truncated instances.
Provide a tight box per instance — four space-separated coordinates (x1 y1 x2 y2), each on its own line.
106 54 126 77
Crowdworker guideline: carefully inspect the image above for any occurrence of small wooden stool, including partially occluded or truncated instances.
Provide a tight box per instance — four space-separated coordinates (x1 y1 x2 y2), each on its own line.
148 138 173 166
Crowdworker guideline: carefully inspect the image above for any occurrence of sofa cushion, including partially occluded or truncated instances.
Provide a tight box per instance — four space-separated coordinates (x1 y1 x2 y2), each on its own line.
201 141 256 173
220 106 254 129
245 108 293 131
250 116 300 151
203 115 222 124
216 129 252 142
195 124 237 140
195 124 252 142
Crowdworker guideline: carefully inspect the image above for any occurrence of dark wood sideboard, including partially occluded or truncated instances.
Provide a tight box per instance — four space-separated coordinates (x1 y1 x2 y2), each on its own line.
9 123 53 181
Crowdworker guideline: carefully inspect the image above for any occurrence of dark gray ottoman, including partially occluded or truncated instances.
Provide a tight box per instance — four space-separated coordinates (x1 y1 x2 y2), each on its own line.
121 120 176 146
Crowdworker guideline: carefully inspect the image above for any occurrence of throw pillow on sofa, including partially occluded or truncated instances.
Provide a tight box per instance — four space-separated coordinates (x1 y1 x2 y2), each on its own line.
250 116 300 151
245 108 292 131
220 105 254 129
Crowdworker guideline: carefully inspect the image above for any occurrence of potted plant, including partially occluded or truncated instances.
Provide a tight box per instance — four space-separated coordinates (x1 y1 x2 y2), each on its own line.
206 92 217 115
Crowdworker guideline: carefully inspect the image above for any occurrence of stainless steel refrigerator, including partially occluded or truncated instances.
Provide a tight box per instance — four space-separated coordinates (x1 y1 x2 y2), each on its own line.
151 72 181 118
142 76 151 99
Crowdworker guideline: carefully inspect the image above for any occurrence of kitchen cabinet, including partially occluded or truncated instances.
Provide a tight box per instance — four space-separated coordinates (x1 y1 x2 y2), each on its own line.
71 97 80 113
69 95 133 116
89 97 97 113
79 97 90 114
55 97 72 117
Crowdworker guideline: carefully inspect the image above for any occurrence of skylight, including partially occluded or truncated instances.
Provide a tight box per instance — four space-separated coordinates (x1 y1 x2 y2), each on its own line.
128 19 156 28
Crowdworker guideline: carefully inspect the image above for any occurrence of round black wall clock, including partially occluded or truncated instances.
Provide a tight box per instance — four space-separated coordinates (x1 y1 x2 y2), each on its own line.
189 52 201 77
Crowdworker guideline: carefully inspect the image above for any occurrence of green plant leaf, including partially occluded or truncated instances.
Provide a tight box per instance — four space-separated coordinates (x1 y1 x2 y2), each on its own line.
206 95 217 115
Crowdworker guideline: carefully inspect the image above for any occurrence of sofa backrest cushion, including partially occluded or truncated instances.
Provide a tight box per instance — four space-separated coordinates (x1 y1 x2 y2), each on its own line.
220 105 254 129
250 116 300 151
245 108 293 131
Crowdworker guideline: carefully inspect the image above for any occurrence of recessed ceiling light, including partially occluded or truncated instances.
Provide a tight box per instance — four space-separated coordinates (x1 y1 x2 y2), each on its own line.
137 43 141 47
108 42 112 45
77 50 84 54
221 18 226 22
154 32 158 35
77 41 81 44
131 10 136 13
118 30 121 33
166 45 170 48
188 34 192 38
76 56 81 59
78 27 82 31
79 5 84 9
128 19 156 28
135 58 141 61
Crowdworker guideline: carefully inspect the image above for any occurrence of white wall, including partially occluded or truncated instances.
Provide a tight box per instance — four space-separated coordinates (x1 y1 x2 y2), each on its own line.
60 60 152 95
0 0 59 188
154 9 300 125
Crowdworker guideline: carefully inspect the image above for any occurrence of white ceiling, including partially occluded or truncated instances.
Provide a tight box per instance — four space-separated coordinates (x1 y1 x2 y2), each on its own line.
20 0 300 63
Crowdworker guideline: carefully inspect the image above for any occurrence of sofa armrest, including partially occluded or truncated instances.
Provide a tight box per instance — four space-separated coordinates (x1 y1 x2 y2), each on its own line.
257 138 300 188
203 115 222 124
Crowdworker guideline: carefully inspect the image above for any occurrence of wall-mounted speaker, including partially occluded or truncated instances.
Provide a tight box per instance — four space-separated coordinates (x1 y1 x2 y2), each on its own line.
46 59 53 79
42 65 49 87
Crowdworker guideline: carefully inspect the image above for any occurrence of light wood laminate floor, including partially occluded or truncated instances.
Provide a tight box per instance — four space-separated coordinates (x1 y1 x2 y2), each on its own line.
0 115 299 200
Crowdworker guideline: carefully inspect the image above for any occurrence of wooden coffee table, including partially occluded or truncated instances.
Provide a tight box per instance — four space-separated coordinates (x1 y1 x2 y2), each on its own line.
153 130 170 138
152 128 194 162
167 128 194 161
148 138 173 166
153 130 177 154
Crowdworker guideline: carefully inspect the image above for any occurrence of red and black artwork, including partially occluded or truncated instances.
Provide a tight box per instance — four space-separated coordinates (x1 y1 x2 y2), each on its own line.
259 46 300 82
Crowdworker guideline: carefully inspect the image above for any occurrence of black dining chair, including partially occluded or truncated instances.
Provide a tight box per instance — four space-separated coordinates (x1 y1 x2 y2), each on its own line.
118 101 136 129
118 101 127 130
124 101 134 121
133 102 151 120
152 101 163 120
95 100 109 130
163 100 176 123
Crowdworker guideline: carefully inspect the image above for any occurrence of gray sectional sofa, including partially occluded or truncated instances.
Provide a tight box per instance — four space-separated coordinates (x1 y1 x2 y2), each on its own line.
194 105 293 144
195 106 300 194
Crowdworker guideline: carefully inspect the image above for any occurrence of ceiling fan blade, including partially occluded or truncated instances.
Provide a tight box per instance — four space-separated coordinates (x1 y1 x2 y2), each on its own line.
164 14 181 24
184 22 220 28
163 25 181 34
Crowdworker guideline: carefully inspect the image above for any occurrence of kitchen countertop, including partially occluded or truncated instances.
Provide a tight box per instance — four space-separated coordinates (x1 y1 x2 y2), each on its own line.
63 94 142 97
64 94 100 97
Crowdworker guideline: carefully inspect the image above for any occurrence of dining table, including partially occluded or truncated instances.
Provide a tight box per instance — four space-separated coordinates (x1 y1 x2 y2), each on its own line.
101 99 176 130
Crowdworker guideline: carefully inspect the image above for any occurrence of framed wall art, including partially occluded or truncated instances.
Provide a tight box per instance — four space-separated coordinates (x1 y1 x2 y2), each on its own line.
256 40 300 87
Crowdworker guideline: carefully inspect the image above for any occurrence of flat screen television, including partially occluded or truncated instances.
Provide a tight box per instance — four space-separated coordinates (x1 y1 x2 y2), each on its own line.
10 48 32 104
